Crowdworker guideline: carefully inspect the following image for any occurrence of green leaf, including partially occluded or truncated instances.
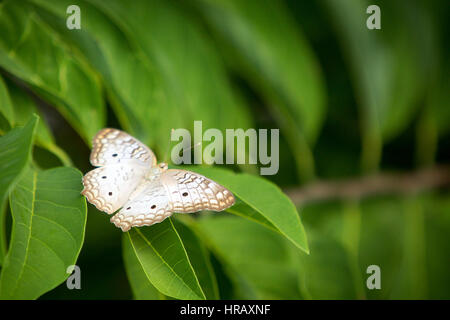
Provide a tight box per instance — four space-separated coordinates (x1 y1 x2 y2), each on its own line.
194 0 326 180
197 215 302 299
6 81 72 166
0 115 38 265
357 197 406 299
0 0 105 144
322 0 428 171
123 219 219 300
28 0 174 150
172 219 219 299
388 197 428 299
0 75 14 132
0 166 87 299
181 166 309 253
91 0 252 129
298 201 369 299
30 0 252 159
300 194 449 300
426 65 450 136
297 229 358 299
196 0 325 143
423 193 450 299
123 219 207 300
122 233 163 300
357 196 438 299
357 195 450 299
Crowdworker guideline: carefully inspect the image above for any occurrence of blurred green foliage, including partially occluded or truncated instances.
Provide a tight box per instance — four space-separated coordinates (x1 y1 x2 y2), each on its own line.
0 0 448 299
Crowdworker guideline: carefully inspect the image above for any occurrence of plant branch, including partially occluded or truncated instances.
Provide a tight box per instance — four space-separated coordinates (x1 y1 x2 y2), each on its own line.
285 165 450 206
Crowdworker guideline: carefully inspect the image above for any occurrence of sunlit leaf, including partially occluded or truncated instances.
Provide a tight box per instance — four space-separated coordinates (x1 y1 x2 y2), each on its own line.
0 166 87 299
6 81 72 166
172 219 219 299
197 215 302 299
0 0 105 144
0 115 38 265
30 0 252 160
122 233 163 300
182 166 309 253
194 0 326 180
123 219 207 300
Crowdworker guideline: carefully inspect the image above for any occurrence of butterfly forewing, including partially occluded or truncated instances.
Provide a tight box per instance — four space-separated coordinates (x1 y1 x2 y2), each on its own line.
90 128 157 167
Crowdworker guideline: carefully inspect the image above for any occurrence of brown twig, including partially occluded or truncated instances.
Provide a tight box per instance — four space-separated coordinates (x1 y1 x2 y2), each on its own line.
285 165 450 206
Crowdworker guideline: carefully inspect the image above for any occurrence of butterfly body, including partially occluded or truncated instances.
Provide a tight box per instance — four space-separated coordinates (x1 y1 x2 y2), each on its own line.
81 128 235 231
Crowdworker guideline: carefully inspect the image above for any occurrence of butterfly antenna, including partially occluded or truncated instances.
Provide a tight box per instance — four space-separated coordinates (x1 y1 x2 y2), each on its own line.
163 137 202 167
185 142 202 153
172 142 202 165
162 129 175 164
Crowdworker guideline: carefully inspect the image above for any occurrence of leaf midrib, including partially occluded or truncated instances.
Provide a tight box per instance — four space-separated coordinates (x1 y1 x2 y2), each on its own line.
10 170 37 297
132 227 205 300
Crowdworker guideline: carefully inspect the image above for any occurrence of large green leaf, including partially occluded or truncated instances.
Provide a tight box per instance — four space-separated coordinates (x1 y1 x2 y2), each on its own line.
297 229 358 299
0 0 105 144
30 0 252 159
123 219 219 300
358 195 439 299
358 195 446 299
123 219 207 300
89 0 252 129
388 197 427 299
196 215 302 299
417 63 450 165
6 81 71 166
172 219 219 299
0 166 87 299
322 0 427 171
28 0 176 151
298 202 365 299
428 66 450 136
0 115 38 265
194 0 326 180
196 0 326 142
181 166 309 253
300 194 450 300
122 233 163 300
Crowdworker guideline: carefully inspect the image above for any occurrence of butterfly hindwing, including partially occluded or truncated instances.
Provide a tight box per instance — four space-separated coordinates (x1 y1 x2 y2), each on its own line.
110 169 235 231
162 169 235 213
82 165 147 214
110 179 173 231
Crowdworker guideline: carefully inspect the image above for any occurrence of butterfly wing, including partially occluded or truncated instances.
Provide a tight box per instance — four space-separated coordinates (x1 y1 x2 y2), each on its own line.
82 128 156 214
81 165 147 214
90 128 157 167
110 169 235 231
162 169 235 212
110 179 172 231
